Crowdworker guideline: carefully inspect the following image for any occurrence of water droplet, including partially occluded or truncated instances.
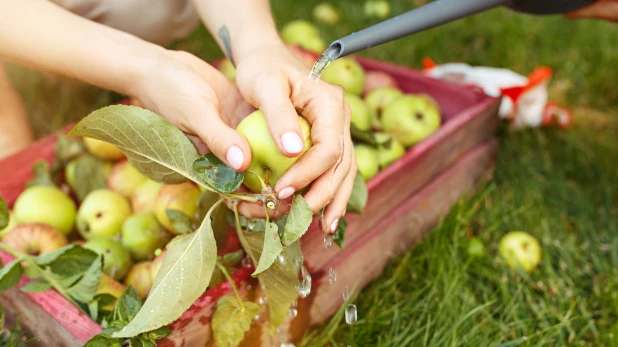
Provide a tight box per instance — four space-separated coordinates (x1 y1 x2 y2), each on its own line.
278 254 286 265
281 343 295 347
253 314 260 322
291 300 298 308
247 219 257 231
258 296 268 305
241 257 252 268
329 267 337 284
150 309 154 313
343 286 349 301
288 308 298 318
345 304 357 325
323 235 333 249
297 266 312 298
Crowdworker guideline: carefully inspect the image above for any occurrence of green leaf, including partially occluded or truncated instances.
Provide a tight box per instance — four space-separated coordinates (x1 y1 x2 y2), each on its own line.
84 331 123 347
68 104 204 185
193 153 244 194
0 259 24 291
252 223 283 277
65 255 103 303
71 154 109 202
332 217 347 249
20 279 52 293
282 195 313 247
95 293 117 308
54 133 86 163
346 171 368 214
26 161 56 188
88 300 100 322
222 250 245 267
113 286 143 323
137 338 157 347
143 326 171 340
197 191 229 250
165 209 193 235
112 215 217 338
242 231 300 333
0 197 8 230
350 123 380 146
211 296 260 347
35 245 98 277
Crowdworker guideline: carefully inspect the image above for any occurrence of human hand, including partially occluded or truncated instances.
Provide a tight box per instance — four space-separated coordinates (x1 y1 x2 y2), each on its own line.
565 0 618 22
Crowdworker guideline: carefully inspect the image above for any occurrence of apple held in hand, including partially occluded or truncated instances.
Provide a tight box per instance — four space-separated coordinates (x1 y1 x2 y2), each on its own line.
2 223 68 256
13 185 77 235
344 93 375 131
381 94 442 147
76 189 132 240
124 261 154 299
83 137 125 161
153 182 201 235
131 179 163 213
96 273 127 311
281 20 326 54
106 160 149 198
374 132 406 169
499 231 542 273
121 212 171 261
321 58 365 96
236 110 312 193
365 87 403 119
354 144 380 181
84 238 133 280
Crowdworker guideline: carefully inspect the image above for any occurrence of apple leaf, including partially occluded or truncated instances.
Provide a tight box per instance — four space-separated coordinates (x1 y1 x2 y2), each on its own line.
0 197 8 230
193 153 243 194
34 245 99 277
0 259 24 291
26 161 56 188
252 222 283 277
165 209 193 235
332 217 347 249
113 286 143 323
72 154 109 202
197 191 229 250
350 123 380 146
222 250 245 267
68 105 205 185
281 195 313 247
54 133 86 163
211 296 260 347
65 255 103 303
242 231 300 333
20 279 52 293
345 171 368 214
112 214 217 337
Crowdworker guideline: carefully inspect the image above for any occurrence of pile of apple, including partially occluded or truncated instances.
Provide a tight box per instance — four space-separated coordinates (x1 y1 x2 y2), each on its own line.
218 19 443 182
0 137 201 303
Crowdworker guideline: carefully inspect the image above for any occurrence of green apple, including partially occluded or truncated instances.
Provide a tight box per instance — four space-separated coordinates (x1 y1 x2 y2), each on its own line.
374 132 406 169
217 58 236 84
313 3 340 25
124 261 154 299
364 0 391 19
153 182 201 235
321 58 365 96
84 238 133 280
121 213 172 261
150 250 166 283
236 110 312 193
13 185 77 235
76 189 132 240
2 223 68 256
381 94 442 147
499 231 542 273
106 160 149 198
344 93 374 131
96 273 127 311
280 20 326 54
131 179 163 213
83 137 125 161
354 144 380 181
362 71 399 96
364 87 403 118
467 237 486 258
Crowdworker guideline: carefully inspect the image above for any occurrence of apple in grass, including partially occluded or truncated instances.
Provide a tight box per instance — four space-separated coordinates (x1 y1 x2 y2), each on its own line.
344 93 375 131
83 137 125 161
354 144 380 181
153 182 201 235
320 57 365 96
121 212 172 261
364 0 391 19
312 3 340 25
362 71 399 96
84 238 133 280
499 231 542 273
124 261 154 299
131 179 163 213
381 94 442 147
76 189 132 240
2 223 68 256
13 185 77 235
236 110 312 193
106 160 149 198
280 20 327 54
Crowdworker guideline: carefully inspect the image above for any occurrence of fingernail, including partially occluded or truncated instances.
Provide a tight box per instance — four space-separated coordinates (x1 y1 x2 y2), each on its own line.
330 218 339 234
281 132 304 154
226 145 244 170
278 187 295 200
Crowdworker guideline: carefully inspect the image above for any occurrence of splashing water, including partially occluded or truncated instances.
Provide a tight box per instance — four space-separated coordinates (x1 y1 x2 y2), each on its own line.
329 267 337 284
345 304 357 325
297 266 312 298
308 45 341 82
343 285 349 301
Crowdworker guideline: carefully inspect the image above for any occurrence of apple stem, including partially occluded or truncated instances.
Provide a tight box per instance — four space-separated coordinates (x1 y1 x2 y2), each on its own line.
215 262 244 310
245 170 269 192
226 193 260 203
232 201 257 274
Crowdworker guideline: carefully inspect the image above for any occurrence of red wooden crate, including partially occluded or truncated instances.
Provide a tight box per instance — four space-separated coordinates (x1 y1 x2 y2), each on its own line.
0 56 500 346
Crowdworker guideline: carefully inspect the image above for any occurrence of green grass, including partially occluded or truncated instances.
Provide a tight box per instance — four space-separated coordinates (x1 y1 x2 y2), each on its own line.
4 1 618 346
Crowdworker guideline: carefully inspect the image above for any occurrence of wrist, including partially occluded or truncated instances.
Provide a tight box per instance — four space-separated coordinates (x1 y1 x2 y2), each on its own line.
232 27 285 64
